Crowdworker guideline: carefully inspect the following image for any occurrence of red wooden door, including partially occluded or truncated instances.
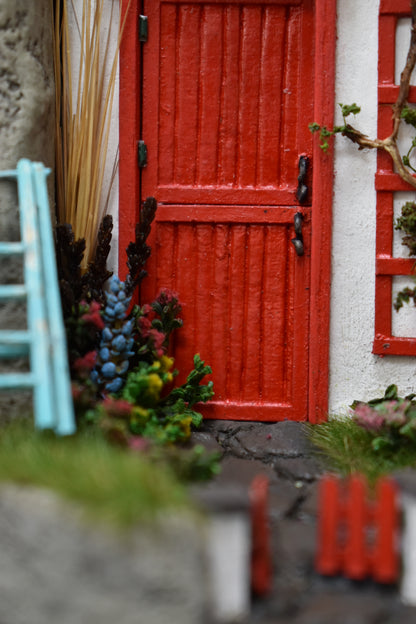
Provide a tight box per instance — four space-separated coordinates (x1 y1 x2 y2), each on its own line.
123 0 333 422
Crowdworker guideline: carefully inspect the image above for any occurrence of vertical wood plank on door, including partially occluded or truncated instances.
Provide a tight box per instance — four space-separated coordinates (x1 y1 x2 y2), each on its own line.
261 224 288 401
227 225 247 400
194 224 215 377
257 7 286 187
197 6 224 186
210 225 231 399
280 6 302 187
283 232 297 401
238 6 262 187
218 5 240 187
154 224 176 296
297 0 314 177
242 225 264 401
159 4 177 186
175 5 201 185
172 224 199 370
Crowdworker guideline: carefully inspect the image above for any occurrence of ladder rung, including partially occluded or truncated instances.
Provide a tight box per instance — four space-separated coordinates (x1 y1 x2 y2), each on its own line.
0 372 36 389
0 345 29 358
0 331 31 358
0 330 31 344
0 242 25 255
0 285 27 300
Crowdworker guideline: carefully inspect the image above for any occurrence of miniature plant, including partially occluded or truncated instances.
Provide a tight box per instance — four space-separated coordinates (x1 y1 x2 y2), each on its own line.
91 276 135 393
55 199 217 479
307 414 416 486
351 385 416 451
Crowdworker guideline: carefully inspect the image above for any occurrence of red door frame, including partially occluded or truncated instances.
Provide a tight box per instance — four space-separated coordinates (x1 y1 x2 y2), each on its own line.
119 0 336 423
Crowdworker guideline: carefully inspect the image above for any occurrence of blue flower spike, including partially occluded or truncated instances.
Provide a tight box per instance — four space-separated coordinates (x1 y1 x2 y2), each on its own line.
91 276 136 393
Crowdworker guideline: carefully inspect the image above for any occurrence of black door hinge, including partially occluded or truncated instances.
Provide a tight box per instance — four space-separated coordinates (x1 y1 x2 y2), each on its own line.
139 15 148 42
138 140 148 168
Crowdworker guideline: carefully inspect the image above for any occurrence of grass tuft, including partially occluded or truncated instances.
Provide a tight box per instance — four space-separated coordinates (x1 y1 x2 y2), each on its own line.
0 420 190 529
306 416 416 485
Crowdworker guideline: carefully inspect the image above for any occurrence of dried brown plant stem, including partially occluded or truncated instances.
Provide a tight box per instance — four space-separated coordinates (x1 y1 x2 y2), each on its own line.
340 0 416 189
54 1 131 270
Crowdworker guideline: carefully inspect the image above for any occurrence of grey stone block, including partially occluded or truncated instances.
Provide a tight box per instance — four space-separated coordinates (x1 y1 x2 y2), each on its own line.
0 485 208 624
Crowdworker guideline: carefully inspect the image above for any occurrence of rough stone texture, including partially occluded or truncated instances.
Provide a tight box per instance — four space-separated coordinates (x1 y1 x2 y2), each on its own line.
191 420 416 623
0 1 55 418
0 485 208 624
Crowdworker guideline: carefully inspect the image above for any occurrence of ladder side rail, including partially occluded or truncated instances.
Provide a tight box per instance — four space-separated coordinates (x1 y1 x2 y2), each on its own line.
16 159 55 430
31 162 76 436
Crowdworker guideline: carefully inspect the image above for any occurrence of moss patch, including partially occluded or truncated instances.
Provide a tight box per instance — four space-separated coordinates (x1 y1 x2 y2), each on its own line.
0 420 190 528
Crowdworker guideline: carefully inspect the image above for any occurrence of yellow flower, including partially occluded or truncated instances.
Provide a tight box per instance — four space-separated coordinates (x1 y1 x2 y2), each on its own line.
147 373 163 400
180 416 192 439
160 355 174 372
131 406 149 425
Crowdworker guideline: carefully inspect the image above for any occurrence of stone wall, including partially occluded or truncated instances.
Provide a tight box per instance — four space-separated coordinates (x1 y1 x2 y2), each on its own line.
0 486 208 624
0 1 55 418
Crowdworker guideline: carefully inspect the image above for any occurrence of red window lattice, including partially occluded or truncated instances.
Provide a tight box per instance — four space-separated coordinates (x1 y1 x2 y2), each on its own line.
374 0 416 356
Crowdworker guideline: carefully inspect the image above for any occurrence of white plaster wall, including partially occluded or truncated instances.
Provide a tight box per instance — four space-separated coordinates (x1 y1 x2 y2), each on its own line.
329 0 416 414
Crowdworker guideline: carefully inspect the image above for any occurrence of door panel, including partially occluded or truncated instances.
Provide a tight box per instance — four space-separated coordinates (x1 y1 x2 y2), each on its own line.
141 0 314 420
144 0 314 204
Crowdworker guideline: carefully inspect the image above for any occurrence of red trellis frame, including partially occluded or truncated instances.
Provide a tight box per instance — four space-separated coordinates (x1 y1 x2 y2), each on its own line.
374 0 416 356
119 0 336 422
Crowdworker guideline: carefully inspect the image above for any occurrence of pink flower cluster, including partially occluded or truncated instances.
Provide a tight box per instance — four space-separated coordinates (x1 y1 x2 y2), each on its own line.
137 305 166 358
80 301 105 330
353 400 410 432
155 288 180 306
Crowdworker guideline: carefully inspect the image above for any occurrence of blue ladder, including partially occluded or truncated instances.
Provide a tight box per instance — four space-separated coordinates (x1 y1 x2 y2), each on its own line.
0 159 76 435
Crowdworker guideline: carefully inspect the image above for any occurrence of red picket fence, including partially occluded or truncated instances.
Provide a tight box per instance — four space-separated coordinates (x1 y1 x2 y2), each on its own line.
315 474 400 583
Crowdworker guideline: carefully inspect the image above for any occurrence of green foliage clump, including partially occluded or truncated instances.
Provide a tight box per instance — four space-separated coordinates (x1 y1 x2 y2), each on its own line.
92 354 214 447
395 201 416 257
394 201 416 310
401 106 416 171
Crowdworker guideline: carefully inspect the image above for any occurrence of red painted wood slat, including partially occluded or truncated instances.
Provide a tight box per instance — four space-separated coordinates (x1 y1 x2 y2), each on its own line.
308 0 336 423
315 475 341 575
197 6 223 186
158 3 177 186
217 6 240 187
257 7 286 187
379 0 412 15
174 6 201 186
344 476 369 580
